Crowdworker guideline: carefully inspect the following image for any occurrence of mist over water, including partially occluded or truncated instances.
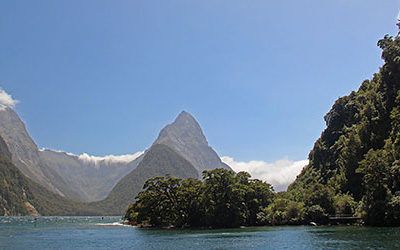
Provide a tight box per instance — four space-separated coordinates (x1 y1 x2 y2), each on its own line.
1 217 399 249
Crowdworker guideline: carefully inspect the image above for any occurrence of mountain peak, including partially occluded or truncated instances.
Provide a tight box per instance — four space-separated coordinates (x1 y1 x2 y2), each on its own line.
176 110 193 118
153 111 231 174
155 111 207 146
174 110 198 125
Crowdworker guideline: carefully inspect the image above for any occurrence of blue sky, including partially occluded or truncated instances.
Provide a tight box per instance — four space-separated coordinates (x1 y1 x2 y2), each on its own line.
1 0 399 163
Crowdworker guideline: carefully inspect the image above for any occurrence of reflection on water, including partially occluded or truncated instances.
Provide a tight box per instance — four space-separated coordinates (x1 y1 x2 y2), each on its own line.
0 217 399 249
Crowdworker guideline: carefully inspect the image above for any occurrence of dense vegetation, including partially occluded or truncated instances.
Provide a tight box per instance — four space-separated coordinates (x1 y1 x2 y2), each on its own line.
28 178 104 216
126 29 400 227
0 135 36 215
287 31 400 226
124 169 274 228
124 169 358 227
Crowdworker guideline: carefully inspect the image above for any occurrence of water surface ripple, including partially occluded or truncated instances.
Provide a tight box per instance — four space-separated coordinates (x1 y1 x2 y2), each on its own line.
0 217 399 249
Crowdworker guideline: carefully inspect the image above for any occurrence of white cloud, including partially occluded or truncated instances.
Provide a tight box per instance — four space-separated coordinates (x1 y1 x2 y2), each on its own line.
40 148 144 166
77 151 144 165
221 156 308 191
0 88 18 110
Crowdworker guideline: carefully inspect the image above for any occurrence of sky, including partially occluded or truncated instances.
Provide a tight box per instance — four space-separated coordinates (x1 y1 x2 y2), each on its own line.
1 1 399 189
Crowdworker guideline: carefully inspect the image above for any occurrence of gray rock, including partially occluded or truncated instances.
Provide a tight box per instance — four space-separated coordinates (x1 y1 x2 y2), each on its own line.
154 111 231 176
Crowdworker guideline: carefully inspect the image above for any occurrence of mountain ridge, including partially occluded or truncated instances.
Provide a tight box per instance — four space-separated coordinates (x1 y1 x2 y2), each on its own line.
0 107 146 202
92 111 232 214
0 108 231 215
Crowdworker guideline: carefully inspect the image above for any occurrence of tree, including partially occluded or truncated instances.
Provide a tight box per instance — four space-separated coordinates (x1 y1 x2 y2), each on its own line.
243 179 274 225
303 183 335 216
126 176 182 227
357 150 391 226
304 205 328 224
176 178 205 227
333 193 356 215
261 198 305 225
202 169 244 228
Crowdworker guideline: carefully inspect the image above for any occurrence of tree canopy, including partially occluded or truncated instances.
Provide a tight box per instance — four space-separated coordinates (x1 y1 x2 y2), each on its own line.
125 169 274 228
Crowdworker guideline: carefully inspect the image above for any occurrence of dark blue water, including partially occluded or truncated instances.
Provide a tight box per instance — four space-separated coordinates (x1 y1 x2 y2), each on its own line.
0 217 399 249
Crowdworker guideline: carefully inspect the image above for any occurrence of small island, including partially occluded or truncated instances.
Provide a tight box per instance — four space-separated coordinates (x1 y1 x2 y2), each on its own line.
124 168 354 228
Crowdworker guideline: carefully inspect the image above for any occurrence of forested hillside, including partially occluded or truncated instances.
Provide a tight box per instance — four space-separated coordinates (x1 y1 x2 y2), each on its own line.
0 134 103 216
287 32 400 226
0 135 37 215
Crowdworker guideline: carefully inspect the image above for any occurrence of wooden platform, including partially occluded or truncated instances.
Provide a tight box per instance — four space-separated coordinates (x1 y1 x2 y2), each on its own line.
329 214 362 224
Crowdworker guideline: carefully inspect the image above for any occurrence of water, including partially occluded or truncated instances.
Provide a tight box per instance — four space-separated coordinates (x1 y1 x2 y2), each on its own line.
0 217 399 249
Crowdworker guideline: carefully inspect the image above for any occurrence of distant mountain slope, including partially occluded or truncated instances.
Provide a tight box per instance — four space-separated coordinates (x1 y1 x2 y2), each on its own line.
0 162 104 216
27 179 101 216
39 150 143 201
93 144 198 214
154 111 231 175
0 107 143 202
0 107 67 197
0 135 37 216
0 133 102 216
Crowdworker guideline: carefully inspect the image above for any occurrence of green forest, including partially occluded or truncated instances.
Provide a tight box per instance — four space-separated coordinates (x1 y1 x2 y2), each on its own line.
125 30 400 228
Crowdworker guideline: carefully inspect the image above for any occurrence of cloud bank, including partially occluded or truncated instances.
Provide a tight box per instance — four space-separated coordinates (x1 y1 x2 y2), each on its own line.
77 151 144 165
0 88 18 110
221 156 308 191
40 148 144 166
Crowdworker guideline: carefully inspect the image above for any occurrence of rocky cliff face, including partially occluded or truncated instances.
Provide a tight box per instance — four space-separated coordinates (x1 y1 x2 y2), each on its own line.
154 111 231 176
0 135 37 216
0 107 67 197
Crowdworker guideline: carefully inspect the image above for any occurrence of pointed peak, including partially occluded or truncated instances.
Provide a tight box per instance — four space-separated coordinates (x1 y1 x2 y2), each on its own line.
155 111 208 146
172 111 201 128
175 110 195 121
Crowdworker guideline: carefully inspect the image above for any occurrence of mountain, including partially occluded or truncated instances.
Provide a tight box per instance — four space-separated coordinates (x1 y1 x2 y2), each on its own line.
0 107 75 198
0 134 38 216
93 144 198 214
0 107 142 202
0 134 99 216
288 33 400 226
39 150 143 201
26 178 101 216
154 111 231 175
0 107 230 214
94 111 231 215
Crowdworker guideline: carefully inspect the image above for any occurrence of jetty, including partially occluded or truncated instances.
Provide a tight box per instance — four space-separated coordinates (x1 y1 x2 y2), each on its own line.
329 214 362 225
